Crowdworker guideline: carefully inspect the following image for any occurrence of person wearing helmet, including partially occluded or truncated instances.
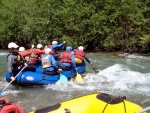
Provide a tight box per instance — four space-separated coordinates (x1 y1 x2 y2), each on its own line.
74 46 91 65
49 41 66 60
56 46 76 70
29 44 46 65
19 44 34 59
7 42 27 81
18 44 37 71
41 48 59 75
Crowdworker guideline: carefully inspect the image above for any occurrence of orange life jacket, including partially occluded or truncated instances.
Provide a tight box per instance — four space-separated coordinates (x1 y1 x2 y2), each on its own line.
0 98 25 113
74 50 85 60
60 51 72 63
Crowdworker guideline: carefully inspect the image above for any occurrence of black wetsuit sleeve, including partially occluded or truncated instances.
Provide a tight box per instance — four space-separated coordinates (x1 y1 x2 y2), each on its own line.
85 55 91 64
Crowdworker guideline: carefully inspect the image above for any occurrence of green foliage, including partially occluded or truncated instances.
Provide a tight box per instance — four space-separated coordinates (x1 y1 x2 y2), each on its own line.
0 0 149 52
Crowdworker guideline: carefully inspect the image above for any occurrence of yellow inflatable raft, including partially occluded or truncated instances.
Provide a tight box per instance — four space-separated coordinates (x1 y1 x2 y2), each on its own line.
29 92 145 113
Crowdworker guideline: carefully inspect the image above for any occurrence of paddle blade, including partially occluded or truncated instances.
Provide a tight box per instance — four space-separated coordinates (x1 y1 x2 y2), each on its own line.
0 91 3 96
95 69 99 73
91 64 99 73
75 73 84 83
60 74 68 83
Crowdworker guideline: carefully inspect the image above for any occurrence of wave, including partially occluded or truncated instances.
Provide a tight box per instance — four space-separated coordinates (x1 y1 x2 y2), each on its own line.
45 64 150 97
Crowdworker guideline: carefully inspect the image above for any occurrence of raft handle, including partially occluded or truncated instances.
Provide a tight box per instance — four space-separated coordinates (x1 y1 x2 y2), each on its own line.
64 108 71 113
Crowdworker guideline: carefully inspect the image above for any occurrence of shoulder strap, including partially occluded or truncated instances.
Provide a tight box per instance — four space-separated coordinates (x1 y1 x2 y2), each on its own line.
0 100 6 105
0 99 12 111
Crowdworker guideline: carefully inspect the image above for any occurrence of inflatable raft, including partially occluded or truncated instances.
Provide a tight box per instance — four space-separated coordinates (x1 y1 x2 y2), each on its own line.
5 61 86 86
29 92 144 113
0 97 24 113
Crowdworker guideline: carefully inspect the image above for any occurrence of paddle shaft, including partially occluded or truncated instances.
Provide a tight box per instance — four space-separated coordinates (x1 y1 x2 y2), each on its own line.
90 64 98 73
2 66 25 91
136 107 150 113
62 43 66 52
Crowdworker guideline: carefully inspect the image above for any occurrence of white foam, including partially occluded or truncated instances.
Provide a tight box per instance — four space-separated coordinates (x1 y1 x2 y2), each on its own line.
1 90 22 96
45 80 85 91
45 63 150 97
127 54 150 60
0 52 7 56
98 64 150 93
126 59 145 69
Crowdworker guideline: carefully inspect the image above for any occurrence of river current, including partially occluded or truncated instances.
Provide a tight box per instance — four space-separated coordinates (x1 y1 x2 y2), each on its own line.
0 50 150 112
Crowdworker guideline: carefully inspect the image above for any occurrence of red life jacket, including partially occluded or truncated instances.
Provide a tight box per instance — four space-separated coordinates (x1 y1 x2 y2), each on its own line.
74 50 85 60
30 49 39 59
29 49 41 62
49 45 56 55
0 98 25 113
60 51 72 63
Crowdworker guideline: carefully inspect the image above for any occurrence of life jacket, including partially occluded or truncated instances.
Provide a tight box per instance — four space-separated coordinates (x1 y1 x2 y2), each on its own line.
30 49 39 59
74 50 85 60
60 51 72 63
42 54 52 68
7 52 25 70
49 45 56 55
0 98 25 113
17 54 25 63
50 50 56 55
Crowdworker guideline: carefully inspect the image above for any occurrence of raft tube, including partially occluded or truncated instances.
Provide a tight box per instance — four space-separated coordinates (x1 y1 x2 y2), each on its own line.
29 92 145 113
5 61 86 86
0 97 24 113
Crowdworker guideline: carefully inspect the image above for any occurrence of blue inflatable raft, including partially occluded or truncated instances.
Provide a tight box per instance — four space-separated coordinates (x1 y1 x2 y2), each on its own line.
5 62 86 86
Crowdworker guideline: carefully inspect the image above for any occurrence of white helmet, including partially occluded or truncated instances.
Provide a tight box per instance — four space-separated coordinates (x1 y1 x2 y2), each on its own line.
78 46 84 50
45 48 51 54
19 47 25 52
8 42 19 48
37 44 43 49
52 41 58 45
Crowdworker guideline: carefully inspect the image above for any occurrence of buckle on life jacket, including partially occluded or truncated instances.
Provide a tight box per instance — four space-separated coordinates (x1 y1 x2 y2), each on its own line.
75 58 82 64
0 100 6 105
0 99 11 111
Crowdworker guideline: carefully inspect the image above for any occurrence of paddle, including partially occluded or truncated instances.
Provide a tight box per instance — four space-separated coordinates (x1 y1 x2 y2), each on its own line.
59 43 67 84
136 106 150 113
75 72 84 83
59 73 68 83
62 42 66 52
90 63 99 73
59 69 83 84
0 66 26 96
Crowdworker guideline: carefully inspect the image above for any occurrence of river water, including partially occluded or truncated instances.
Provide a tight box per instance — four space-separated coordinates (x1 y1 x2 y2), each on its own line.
0 50 150 113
